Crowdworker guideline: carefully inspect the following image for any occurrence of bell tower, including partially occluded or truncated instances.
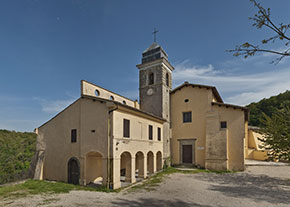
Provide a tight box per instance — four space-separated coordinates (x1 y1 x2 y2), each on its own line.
136 42 174 163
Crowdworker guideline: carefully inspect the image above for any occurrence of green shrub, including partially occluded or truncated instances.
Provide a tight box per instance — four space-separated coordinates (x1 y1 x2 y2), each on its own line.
0 130 36 184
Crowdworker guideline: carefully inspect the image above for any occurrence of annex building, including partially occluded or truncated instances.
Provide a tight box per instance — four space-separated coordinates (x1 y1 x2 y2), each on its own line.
34 42 252 189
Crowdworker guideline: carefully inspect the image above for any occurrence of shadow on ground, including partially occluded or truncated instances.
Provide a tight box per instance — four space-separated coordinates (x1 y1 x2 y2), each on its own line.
112 198 214 207
195 172 290 205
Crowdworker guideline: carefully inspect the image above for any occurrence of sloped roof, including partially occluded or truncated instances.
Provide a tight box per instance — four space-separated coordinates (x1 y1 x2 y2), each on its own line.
37 94 165 130
212 102 249 121
171 82 223 103
143 42 161 53
211 102 248 111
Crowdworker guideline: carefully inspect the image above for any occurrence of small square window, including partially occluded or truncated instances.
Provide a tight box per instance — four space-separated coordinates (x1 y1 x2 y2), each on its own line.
157 127 161 141
183 112 192 123
71 129 77 143
149 125 153 140
220 121 227 129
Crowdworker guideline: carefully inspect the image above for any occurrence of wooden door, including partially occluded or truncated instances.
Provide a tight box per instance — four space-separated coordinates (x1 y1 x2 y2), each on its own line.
68 158 80 185
182 145 192 164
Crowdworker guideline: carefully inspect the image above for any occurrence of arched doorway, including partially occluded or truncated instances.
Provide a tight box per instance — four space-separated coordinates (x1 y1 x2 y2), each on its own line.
135 151 145 178
156 151 162 171
147 151 154 175
68 157 80 185
85 152 103 185
120 151 132 182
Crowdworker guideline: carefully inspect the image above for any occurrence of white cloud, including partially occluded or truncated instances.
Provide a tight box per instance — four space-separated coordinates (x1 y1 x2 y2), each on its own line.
172 58 290 106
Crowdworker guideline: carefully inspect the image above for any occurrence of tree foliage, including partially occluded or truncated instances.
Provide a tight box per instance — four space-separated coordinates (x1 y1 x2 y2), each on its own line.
0 130 36 184
247 91 290 161
247 90 290 127
258 106 290 161
228 0 290 64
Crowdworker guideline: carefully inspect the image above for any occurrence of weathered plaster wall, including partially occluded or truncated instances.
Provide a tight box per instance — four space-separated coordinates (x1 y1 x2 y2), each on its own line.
205 111 228 170
210 105 245 171
36 98 109 185
171 86 213 167
37 99 82 183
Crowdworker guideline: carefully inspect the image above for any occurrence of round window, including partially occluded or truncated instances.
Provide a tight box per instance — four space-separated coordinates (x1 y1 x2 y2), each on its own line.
95 89 100 96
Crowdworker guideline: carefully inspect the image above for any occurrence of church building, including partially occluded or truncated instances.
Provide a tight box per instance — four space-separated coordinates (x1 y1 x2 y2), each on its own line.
34 42 249 189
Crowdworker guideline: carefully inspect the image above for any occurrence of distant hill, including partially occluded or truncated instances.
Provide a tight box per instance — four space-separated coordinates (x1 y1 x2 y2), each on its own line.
247 90 290 127
0 130 36 184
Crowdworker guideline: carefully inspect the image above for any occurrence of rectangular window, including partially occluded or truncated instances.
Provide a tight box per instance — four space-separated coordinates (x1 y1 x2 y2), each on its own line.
220 121 227 129
123 119 130 138
149 73 154 85
158 127 161 141
149 125 153 140
183 112 192 123
71 129 77 143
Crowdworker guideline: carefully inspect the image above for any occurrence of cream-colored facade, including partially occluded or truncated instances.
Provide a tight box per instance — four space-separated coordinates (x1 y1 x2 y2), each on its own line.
34 80 164 189
245 126 268 161
171 83 248 171
34 42 251 189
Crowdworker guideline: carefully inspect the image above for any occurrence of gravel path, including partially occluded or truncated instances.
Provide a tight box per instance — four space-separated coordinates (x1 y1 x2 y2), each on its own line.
1 165 289 207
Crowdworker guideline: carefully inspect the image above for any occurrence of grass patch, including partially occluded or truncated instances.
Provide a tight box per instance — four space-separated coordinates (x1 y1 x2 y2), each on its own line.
0 168 235 197
127 167 235 192
0 179 114 198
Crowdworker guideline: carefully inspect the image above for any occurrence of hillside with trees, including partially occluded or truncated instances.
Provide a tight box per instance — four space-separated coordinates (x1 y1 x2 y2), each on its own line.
247 90 290 127
247 91 290 161
0 130 36 184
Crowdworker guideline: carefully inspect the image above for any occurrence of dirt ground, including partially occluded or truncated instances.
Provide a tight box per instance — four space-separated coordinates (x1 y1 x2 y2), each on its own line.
1 165 289 207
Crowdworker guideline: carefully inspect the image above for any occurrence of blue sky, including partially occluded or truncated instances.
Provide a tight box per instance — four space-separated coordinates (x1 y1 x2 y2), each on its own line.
1 0 290 132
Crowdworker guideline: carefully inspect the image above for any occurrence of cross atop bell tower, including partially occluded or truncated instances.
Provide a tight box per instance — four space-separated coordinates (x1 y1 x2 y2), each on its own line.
152 28 159 42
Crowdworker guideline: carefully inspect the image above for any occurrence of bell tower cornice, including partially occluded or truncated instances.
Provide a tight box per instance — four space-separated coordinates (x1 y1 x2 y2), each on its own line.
136 57 174 72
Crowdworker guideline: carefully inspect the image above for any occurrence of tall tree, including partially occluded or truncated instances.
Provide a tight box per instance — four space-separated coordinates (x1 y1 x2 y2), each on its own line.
228 0 290 64
259 106 290 161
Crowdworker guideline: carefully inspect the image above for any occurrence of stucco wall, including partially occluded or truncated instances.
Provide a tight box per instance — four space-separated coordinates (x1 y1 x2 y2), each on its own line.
112 109 163 153
171 86 213 167
37 98 109 184
205 111 228 170
111 109 164 188
171 85 245 171
38 99 82 182
246 129 268 161
81 80 138 109
210 105 245 171
248 130 265 150
79 98 109 158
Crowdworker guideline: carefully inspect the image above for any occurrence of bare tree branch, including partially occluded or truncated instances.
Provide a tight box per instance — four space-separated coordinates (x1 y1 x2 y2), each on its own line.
228 0 290 64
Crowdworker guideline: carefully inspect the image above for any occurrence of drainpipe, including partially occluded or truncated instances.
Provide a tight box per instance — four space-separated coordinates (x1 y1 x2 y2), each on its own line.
107 105 118 189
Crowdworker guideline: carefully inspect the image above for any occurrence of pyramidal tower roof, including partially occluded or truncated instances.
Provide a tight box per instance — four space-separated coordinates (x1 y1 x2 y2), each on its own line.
141 42 168 64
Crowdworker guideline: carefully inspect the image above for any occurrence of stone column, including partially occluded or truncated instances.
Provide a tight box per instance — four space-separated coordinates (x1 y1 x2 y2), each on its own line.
153 154 157 173
124 156 132 182
102 158 107 186
80 156 85 185
138 155 146 178
112 158 121 189
130 157 136 183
